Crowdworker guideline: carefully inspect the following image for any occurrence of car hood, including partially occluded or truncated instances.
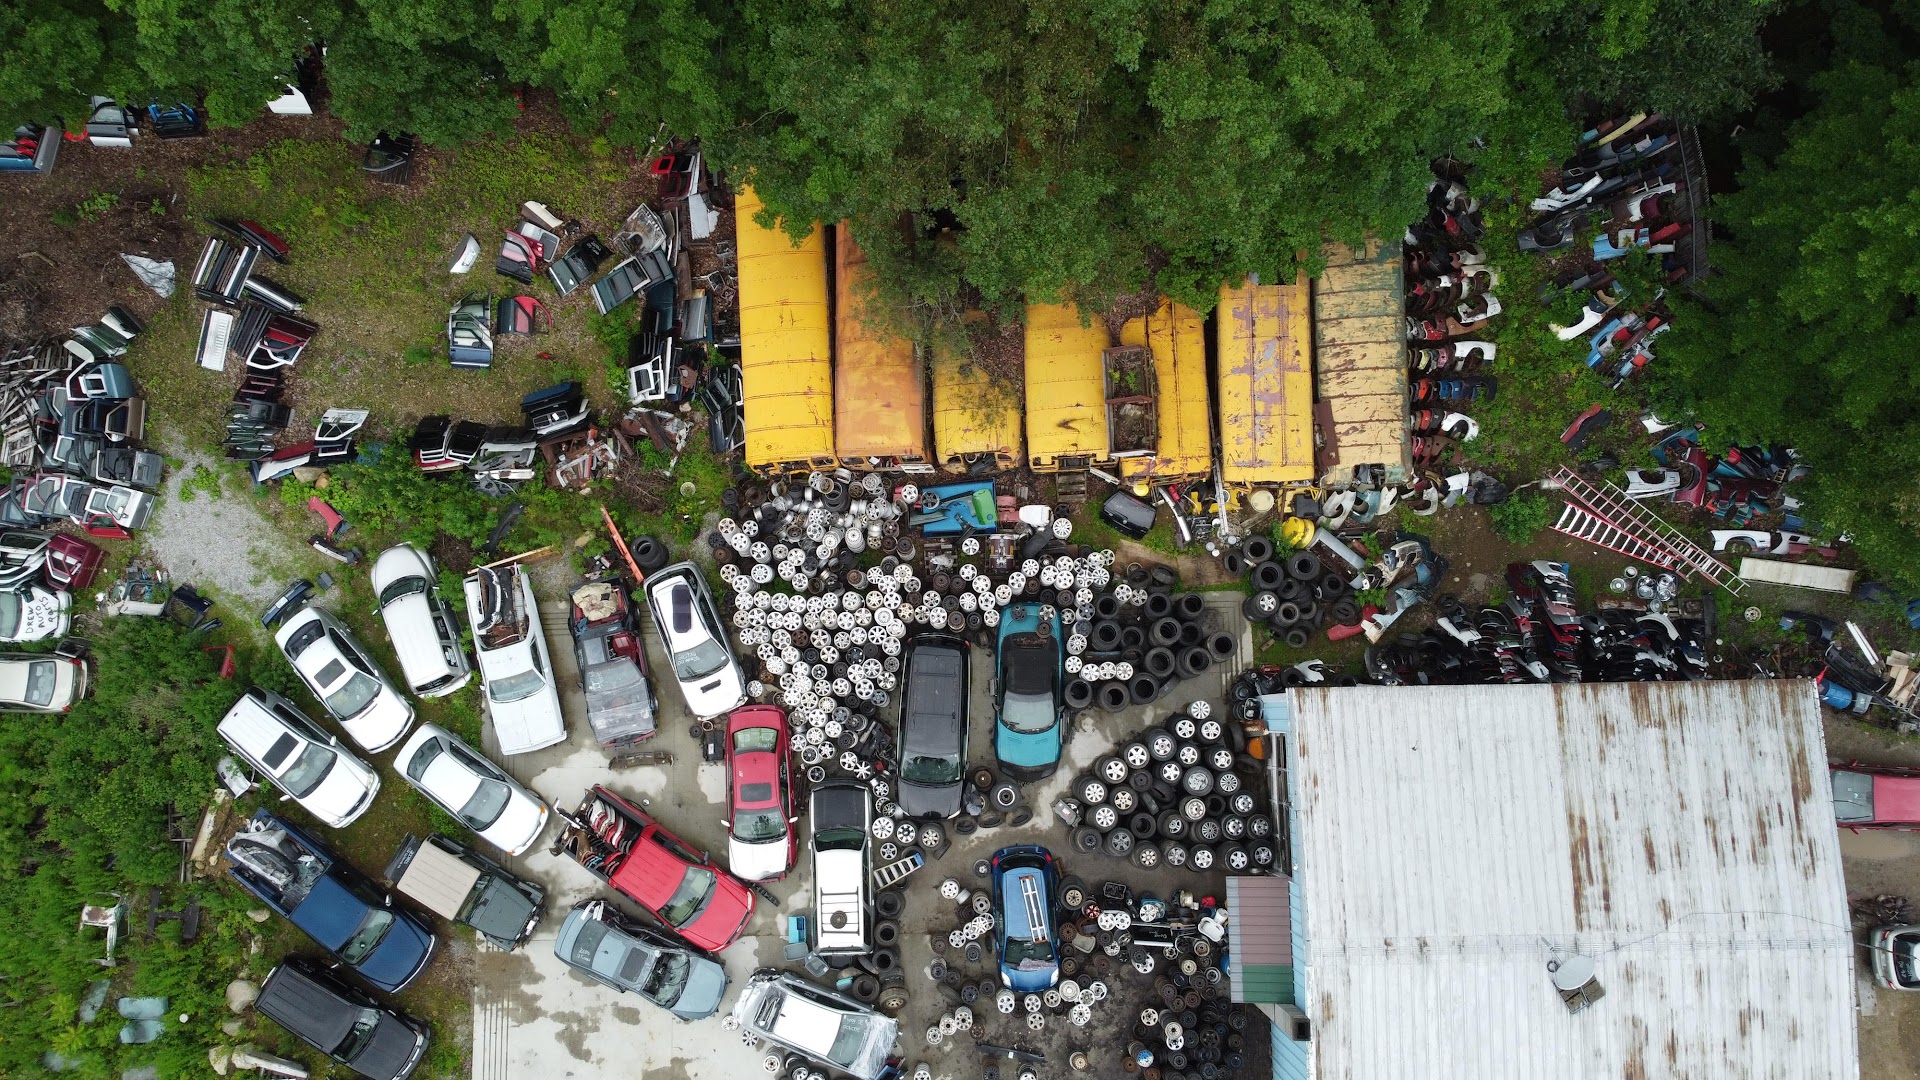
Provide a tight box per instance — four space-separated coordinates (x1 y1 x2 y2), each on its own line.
729 834 790 882
482 795 549 857
486 683 567 755
356 913 436 992
304 763 379 827
681 874 755 952
895 777 962 819
1002 955 1060 993
350 1015 426 1080
996 726 1062 771
3 590 66 642
585 681 656 747
339 695 414 754
680 665 745 719
667 955 730 1020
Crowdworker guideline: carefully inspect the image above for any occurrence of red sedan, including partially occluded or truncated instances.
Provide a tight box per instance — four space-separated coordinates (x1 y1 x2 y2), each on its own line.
1832 762 1920 829
574 786 755 952
725 705 798 881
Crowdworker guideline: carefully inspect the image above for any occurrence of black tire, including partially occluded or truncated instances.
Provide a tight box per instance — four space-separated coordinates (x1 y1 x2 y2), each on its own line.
1208 747 1234 771
1121 626 1146 652
1109 786 1137 813
991 782 1021 809
1296 600 1321 626
1144 647 1177 678
1146 729 1177 761
1250 560 1285 591
1244 591 1279 618
1159 810 1188 838
1178 621 1205 648
1176 594 1206 622
1099 755 1130 785
1249 843 1276 868
1242 536 1275 563
1206 794 1228 819
1230 792 1256 815
1090 620 1123 651
1207 632 1236 662
1222 551 1246 575
1220 844 1251 872
1195 817 1224 843
970 766 996 791
1284 627 1311 649
1150 617 1183 647
1009 807 1033 827
1189 845 1216 871
1273 601 1301 626
1064 679 1094 709
1222 816 1247 840
1122 741 1152 769
1095 595 1121 620
1162 842 1189 868
1071 827 1103 854
955 816 977 835
1247 815 1274 839
1127 769 1152 793
1129 674 1160 705
1330 599 1360 624
1105 828 1135 857
851 974 881 1003
1287 550 1322 581
1182 766 1215 796
1097 681 1131 712
874 919 901 947
1150 564 1179 590
875 889 905 919
1075 775 1108 805
1145 593 1174 620
1132 841 1162 870
1319 570 1351 597
864 946 900 975
1128 811 1158 839
629 535 669 572
1177 647 1212 679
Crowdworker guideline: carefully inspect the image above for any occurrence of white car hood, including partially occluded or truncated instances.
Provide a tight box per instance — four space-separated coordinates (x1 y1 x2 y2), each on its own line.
482 792 550 857
485 682 567 755
729 835 789 882
681 664 745 719
338 693 414 754
302 761 380 828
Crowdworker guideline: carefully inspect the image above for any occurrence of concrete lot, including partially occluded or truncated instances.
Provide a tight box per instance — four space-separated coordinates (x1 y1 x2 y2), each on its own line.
472 580 1267 1079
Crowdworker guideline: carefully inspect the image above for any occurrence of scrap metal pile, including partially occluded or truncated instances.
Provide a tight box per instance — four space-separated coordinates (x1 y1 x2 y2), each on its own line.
1405 159 1500 467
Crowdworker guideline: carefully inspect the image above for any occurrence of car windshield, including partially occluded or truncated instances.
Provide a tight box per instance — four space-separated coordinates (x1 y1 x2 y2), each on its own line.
339 908 395 963
379 576 429 607
1003 937 1055 967
641 950 690 1005
335 1006 384 1060
671 637 728 682
733 727 779 754
324 672 381 719
735 808 787 843
1898 934 1920 987
1833 770 1875 823
489 667 547 704
23 660 56 706
0 593 20 638
458 780 512 830
1001 692 1057 735
826 1013 873 1066
902 753 961 784
657 866 716 926
279 743 337 798
584 657 643 692
814 826 865 852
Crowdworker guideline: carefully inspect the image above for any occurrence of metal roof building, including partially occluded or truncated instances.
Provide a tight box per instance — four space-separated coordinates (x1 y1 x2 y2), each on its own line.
1266 680 1856 1080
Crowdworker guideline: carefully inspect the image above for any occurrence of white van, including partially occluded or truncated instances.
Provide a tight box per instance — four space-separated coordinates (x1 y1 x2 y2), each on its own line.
371 544 473 698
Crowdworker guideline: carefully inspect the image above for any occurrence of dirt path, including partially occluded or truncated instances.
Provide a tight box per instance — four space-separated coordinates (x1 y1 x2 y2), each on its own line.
141 441 319 611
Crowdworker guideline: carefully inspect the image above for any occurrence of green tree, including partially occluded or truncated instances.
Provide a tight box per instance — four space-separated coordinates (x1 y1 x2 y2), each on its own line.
1659 19 1920 588
0 0 137 131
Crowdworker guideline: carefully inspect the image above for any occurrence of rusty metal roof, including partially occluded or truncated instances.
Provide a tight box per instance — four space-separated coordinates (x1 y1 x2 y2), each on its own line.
1312 240 1407 481
1023 303 1109 469
833 229 927 465
1290 680 1855 1080
735 186 834 470
1216 277 1313 485
1118 298 1212 484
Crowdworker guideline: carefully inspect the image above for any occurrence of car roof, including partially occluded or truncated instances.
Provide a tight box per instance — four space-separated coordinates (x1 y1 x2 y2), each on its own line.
904 641 966 753
1873 773 1920 823
218 694 297 758
258 962 360 1050
732 748 782 809
0 655 47 704
767 991 850 1056
608 830 687 909
418 749 483 806
1000 865 1049 940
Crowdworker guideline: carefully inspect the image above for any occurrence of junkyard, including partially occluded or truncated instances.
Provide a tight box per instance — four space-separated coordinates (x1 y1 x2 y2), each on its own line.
2 8 1920 1080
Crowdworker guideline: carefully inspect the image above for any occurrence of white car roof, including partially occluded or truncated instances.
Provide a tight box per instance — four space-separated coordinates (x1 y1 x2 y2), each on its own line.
0 656 48 705
768 993 848 1057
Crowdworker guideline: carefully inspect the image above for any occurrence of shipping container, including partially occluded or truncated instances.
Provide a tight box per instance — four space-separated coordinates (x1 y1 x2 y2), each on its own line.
736 186 835 475
931 335 1021 472
1216 276 1314 487
1119 298 1213 486
834 230 930 471
1314 240 1409 481
1024 302 1110 473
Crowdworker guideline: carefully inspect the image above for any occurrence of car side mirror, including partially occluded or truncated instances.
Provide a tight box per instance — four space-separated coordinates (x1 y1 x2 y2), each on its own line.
382 894 392 907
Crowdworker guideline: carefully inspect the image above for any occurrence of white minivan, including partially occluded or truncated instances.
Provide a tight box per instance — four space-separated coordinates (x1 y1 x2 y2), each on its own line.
371 544 473 698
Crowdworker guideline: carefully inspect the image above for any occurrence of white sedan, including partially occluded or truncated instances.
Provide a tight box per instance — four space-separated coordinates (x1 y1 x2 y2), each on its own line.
463 564 566 754
274 606 415 753
394 724 549 856
643 563 744 719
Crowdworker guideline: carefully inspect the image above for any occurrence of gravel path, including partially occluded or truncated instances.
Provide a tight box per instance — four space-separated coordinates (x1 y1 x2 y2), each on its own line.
143 443 314 607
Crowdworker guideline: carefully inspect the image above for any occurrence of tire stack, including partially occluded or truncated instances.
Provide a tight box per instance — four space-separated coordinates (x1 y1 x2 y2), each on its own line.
1133 999 1256 1080
1065 561 1237 714
1231 535 1362 647
1059 701 1275 874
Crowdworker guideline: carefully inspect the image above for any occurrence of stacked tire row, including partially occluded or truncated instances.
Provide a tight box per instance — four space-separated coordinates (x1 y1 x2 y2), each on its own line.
1225 535 1360 647
1065 564 1238 714
1059 701 1275 874
1130 997 1256 1080
831 885 911 1013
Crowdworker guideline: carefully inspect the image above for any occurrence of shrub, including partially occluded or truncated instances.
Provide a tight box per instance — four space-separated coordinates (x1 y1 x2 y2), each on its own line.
1488 492 1556 545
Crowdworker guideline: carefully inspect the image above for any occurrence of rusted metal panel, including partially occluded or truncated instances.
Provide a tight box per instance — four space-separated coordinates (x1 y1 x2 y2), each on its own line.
1314 242 1408 478
1118 298 1212 485
833 229 927 468
1023 302 1110 472
737 186 834 474
1215 277 1314 486
1291 681 1855 1080
931 338 1021 469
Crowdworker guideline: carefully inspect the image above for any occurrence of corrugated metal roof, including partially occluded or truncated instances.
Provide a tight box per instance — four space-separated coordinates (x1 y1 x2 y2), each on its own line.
1228 876 1293 968
1312 240 1407 479
1118 298 1211 483
736 186 834 471
930 336 1021 467
1291 681 1855 1080
1216 277 1314 485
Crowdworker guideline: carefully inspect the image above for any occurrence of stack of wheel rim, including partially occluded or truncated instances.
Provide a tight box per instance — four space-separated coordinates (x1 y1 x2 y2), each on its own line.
1132 1000 1255 1080
1063 701 1275 873
1062 561 1238 714
1230 535 1362 648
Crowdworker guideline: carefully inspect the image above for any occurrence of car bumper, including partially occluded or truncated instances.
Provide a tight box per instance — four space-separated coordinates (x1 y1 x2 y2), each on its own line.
997 758 1059 783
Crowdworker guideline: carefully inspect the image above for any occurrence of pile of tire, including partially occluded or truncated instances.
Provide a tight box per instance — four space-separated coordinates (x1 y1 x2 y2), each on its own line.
1061 701 1275 873
1064 562 1238 714
1131 999 1256 1080
1227 535 1361 648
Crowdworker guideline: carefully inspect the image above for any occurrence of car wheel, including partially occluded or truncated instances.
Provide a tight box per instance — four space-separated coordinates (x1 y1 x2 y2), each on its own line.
875 889 905 919
1104 827 1135 857
1208 747 1234 771
1250 843 1276 868
991 782 1021 810
1241 593 1274 621
1181 796 1207 821
1182 766 1214 797
1230 792 1257 816
1250 560 1285 591
1247 815 1274 839
1109 787 1137 814
1078 776 1108 804
1176 743 1201 767
851 974 881 1002
1172 716 1197 740
1128 812 1157 839
1287 551 1322 581
1159 810 1188 838
1099 756 1129 785
1215 770 1242 795
1223 816 1247 840
1146 729 1177 761
1162 842 1189 868
1089 804 1119 831
919 822 947 854
1189 845 1216 871
1122 741 1151 769
878 985 910 1014
1221 844 1250 872
1195 817 1223 843
1132 842 1161 869
1158 760 1184 784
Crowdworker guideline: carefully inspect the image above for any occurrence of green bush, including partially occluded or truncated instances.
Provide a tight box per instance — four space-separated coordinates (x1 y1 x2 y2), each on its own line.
1488 493 1556 545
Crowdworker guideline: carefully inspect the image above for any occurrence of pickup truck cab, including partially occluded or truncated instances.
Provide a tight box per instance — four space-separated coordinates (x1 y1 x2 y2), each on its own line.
225 811 436 992
385 833 545 951
553 785 755 952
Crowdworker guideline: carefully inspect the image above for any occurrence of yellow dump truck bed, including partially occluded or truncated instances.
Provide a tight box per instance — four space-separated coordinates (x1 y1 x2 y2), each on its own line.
1314 240 1408 479
1023 303 1110 472
833 231 927 469
1216 277 1314 485
931 338 1021 470
1119 299 1212 485
736 185 834 473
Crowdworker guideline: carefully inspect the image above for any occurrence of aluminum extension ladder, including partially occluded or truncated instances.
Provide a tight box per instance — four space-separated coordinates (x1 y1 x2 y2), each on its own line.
1547 465 1745 595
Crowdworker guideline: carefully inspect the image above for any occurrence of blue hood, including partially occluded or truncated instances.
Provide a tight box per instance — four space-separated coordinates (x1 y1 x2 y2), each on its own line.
996 726 1061 770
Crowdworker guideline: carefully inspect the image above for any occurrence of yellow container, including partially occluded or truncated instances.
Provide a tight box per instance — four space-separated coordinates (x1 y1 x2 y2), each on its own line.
931 334 1021 471
1314 240 1409 478
1119 298 1212 486
1023 302 1109 472
1216 276 1314 486
737 185 834 474
834 229 929 470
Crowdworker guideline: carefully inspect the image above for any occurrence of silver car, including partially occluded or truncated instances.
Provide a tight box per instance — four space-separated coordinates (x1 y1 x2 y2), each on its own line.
731 970 898 1080
642 563 744 719
553 900 729 1020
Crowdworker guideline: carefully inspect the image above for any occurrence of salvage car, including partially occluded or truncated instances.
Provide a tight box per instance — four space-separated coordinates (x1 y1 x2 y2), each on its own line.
569 581 657 750
991 844 1062 992
226 811 436 992
643 562 744 719
0 583 70 643
1870 925 1920 990
371 543 472 698
724 705 796 881
275 606 415 753
896 633 969 818
1832 762 1920 829
993 603 1067 781
0 642 90 712
553 785 755 952
553 898 729 1020
218 688 380 829
394 724 550 856
464 564 567 754
809 779 872 957
729 969 899 1080
256 956 429 1080
384 833 544 951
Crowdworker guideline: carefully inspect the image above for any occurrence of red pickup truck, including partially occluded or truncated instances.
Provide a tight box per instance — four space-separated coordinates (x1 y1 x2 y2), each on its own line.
553 785 755 952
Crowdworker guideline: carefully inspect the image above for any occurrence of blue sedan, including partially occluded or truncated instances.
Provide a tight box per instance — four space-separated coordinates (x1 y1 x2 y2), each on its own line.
991 845 1062 992
992 603 1066 781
